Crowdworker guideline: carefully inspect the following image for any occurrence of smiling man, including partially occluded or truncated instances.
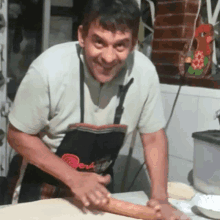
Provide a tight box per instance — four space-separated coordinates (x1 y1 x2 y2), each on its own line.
79 21 133 84
7 0 189 219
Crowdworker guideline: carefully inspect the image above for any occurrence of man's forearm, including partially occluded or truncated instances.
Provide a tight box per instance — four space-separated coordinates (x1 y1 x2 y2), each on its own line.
141 129 168 201
7 124 79 189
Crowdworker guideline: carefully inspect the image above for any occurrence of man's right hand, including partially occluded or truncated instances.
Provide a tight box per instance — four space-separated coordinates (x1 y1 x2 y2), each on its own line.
69 172 111 207
7 124 111 208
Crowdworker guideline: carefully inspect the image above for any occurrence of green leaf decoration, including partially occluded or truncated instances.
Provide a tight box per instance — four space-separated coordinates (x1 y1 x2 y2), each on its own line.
195 69 203 75
204 57 208 66
191 53 194 59
188 66 195 74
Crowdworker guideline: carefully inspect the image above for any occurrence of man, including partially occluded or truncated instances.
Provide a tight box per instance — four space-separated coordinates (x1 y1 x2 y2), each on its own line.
7 0 189 219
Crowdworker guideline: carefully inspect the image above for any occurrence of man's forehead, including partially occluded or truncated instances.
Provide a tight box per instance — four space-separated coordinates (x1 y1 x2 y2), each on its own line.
88 19 132 37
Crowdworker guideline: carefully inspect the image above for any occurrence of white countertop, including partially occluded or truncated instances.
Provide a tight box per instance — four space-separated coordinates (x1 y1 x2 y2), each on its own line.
111 191 209 220
0 191 211 220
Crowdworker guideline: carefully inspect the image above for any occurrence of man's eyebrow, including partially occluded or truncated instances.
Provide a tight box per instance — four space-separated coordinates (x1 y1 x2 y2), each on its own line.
115 39 130 44
92 34 130 44
92 34 104 40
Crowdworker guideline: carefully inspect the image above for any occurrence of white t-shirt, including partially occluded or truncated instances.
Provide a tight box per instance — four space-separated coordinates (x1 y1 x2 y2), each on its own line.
9 42 166 152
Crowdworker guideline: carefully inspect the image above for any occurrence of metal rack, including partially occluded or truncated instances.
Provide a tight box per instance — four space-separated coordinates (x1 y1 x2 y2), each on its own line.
0 0 9 177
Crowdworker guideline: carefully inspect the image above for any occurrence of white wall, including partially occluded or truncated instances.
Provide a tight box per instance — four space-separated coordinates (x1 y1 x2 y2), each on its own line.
161 84 220 183
114 84 220 194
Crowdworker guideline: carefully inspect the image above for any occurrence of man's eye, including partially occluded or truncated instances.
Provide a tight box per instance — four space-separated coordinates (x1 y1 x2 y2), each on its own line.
95 40 103 46
118 43 125 47
116 44 126 50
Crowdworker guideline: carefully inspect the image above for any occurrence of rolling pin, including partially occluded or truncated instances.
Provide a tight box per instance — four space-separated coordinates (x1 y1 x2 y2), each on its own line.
89 196 159 220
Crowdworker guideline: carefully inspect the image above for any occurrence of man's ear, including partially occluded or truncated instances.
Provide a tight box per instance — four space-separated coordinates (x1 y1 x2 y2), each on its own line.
78 25 85 48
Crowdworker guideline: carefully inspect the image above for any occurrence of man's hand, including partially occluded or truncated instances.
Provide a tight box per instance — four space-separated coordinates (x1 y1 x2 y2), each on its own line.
146 199 191 220
7 124 111 208
69 172 111 207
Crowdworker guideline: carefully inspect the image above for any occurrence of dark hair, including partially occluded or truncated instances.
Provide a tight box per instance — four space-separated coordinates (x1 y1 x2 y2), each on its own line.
81 0 140 45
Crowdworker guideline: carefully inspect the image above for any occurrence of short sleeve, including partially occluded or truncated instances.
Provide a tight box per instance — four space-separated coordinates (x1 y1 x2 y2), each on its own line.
137 71 166 134
8 65 50 134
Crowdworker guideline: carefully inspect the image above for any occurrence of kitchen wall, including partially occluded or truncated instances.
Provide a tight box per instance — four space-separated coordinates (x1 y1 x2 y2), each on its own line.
161 84 220 183
114 84 220 194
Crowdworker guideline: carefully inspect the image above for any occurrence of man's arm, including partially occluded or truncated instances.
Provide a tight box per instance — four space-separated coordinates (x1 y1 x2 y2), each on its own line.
7 123 111 206
141 129 191 220
140 128 168 201
7 123 80 185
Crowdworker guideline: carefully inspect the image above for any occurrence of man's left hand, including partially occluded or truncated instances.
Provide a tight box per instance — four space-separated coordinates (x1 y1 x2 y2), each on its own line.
146 199 191 220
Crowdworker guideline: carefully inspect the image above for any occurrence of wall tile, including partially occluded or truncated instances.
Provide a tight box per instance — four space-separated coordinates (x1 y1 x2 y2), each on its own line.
168 155 193 185
161 93 177 122
161 84 201 97
114 132 150 194
197 97 220 131
113 154 151 195
163 93 199 161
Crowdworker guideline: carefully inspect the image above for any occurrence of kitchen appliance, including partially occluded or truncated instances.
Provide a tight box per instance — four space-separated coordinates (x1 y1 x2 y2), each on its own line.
192 129 220 195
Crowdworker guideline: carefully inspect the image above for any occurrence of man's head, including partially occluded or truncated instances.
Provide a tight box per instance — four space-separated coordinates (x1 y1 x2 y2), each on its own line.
78 0 140 84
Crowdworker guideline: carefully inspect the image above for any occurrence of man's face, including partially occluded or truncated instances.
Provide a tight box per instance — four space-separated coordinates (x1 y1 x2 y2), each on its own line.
78 20 135 84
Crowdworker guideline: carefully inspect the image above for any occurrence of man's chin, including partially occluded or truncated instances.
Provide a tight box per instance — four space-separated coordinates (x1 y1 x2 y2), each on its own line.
95 75 114 84
96 78 112 84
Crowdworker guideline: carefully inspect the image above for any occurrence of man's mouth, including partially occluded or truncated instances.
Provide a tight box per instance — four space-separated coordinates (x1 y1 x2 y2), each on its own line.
96 62 116 70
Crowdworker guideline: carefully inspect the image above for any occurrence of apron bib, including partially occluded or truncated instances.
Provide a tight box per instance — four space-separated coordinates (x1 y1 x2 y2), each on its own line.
18 56 134 203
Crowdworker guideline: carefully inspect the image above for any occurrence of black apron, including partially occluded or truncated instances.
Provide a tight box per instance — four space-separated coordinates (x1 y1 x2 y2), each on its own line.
18 57 134 203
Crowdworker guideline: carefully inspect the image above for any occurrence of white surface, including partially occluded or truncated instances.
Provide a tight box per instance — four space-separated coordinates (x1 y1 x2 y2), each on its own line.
112 191 210 220
161 84 220 99
160 83 220 185
191 192 220 219
162 92 199 162
197 97 220 131
168 156 193 184
196 194 220 211
0 191 212 220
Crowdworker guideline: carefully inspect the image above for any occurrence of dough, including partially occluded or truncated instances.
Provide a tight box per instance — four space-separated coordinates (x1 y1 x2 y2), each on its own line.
0 198 135 220
168 182 195 200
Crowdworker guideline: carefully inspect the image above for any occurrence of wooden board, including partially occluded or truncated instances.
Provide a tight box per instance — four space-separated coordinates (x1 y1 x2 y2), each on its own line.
0 198 136 220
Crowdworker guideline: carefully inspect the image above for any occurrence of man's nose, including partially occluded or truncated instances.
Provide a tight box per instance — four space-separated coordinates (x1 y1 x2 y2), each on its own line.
101 47 117 65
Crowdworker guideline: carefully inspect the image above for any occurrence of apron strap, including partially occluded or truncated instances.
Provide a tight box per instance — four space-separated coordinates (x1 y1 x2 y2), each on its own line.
114 78 134 124
79 56 134 125
80 59 84 123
